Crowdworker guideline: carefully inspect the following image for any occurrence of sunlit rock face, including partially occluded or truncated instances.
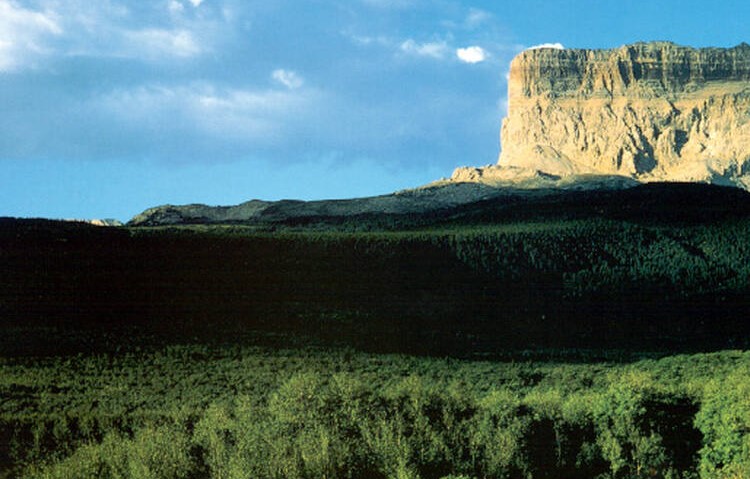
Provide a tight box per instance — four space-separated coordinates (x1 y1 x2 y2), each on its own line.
454 42 750 189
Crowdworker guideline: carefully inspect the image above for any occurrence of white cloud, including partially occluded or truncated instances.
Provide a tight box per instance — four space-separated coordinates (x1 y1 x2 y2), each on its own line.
188 0 204 6
527 42 565 50
272 69 304 89
456 46 486 64
400 39 449 59
125 28 202 58
99 83 315 141
0 1 219 67
465 8 490 28
168 1 184 14
0 0 61 71
342 30 392 47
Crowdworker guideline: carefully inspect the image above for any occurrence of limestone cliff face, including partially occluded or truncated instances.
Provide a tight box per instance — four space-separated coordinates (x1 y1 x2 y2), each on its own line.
462 42 750 188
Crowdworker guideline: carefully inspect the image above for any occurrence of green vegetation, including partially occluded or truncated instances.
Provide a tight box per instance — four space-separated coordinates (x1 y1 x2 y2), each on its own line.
2 344 750 478
4 213 750 352
3 184 750 477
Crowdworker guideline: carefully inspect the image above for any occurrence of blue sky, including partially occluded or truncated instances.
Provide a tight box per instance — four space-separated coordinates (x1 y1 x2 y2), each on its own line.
1 0 748 221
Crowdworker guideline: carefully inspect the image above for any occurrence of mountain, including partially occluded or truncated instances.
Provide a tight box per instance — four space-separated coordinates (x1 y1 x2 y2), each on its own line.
130 42 750 226
128 178 637 226
453 42 750 187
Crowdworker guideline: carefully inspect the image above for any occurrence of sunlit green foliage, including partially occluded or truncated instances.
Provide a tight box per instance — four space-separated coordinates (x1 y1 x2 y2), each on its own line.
695 367 750 478
2 345 750 479
24 423 193 479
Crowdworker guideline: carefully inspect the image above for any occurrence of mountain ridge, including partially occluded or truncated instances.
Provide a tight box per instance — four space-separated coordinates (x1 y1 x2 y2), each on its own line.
128 177 641 226
130 42 750 226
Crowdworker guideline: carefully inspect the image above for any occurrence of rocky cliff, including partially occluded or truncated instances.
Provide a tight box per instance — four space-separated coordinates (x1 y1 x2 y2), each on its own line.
453 42 750 188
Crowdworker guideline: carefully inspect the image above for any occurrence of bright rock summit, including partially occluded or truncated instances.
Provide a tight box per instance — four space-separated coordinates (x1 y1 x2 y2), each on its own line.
452 42 750 189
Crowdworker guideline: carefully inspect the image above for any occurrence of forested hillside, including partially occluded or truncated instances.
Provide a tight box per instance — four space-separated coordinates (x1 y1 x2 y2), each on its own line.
3 182 750 478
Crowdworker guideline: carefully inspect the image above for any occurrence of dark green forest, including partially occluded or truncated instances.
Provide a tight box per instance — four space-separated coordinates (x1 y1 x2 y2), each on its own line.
2 183 750 477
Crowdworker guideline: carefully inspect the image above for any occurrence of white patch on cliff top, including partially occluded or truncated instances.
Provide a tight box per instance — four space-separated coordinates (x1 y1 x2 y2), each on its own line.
527 42 565 50
456 46 486 63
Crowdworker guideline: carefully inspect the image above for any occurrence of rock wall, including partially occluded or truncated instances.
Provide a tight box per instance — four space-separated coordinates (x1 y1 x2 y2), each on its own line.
456 42 750 188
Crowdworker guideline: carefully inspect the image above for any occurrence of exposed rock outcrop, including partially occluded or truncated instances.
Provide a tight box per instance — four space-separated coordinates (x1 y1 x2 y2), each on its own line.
453 42 750 188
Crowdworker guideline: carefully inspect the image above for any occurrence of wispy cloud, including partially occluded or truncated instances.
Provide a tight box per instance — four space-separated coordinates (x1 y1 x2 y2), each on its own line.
124 28 203 58
400 39 449 59
361 0 414 9
456 46 487 64
342 30 393 47
167 0 205 9
0 0 509 178
465 8 491 29
0 0 61 71
168 1 184 14
0 1 223 70
272 69 304 89
527 42 565 50
98 82 316 142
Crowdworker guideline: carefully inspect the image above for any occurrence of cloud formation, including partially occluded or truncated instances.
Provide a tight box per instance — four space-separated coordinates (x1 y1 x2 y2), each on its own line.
0 1 223 71
98 82 315 145
0 0 61 71
168 1 184 14
125 28 203 58
456 46 487 63
272 69 304 89
344 32 392 47
0 0 509 188
465 8 491 28
400 39 449 59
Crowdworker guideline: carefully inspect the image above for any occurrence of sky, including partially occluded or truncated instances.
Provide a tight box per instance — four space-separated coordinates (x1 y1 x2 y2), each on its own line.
1 0 748 221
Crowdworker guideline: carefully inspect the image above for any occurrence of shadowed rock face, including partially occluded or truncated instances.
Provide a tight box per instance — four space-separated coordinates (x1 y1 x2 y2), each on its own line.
454 42 750 188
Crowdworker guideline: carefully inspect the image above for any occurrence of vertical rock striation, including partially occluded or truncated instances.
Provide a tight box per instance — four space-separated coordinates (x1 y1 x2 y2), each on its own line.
454 42 750 188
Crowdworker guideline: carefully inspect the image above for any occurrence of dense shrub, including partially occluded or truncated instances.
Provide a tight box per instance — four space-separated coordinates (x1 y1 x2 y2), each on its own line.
695 368 750 478
1 346 748 479
592 372 672 478
27 423 192 479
